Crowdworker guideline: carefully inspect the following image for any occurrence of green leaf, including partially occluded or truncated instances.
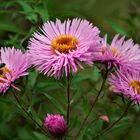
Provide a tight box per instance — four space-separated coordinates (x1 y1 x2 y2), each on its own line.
17 0 37 23
82 97 90 116
107 19 129 36
43 92 65 114
0 22 25 34
35 5 49 22
91 67 100 81
28 71 38 89
17 128 36 140
33 132 49 140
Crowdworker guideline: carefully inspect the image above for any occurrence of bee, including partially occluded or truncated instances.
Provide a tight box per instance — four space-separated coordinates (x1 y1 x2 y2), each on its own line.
0 63 5 69
0 63 6 75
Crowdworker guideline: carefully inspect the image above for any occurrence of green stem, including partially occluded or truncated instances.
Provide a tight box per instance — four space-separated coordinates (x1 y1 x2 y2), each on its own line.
12 91 49 137
92 101 132 140
120 110 140 139
74 70 108 139
67 74 70 126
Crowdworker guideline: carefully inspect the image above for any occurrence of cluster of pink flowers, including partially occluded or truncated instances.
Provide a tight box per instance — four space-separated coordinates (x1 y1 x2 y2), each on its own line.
1 18 140 137
94 35 140 71
28 18 140 107
95 34 140 105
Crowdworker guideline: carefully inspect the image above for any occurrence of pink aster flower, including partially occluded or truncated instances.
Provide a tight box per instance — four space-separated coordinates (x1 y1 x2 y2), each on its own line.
28 18 100 78
0 47 30 93
109 70 140 105
94 34 140 71
44 114 67 138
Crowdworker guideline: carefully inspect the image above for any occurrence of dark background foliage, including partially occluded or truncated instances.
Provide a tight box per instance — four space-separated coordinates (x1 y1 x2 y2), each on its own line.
0 0 140 140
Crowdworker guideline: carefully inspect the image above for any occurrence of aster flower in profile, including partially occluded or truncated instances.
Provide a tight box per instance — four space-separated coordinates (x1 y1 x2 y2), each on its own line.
44 114 67 138
94 34 140 72
109 70 140 105
28 18 100 78
0 47 30 93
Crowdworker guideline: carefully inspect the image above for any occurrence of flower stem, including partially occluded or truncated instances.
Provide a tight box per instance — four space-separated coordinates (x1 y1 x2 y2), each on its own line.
12 91 49 137
74 70 108 139
67 74 70 126
120 110 140 139
92 100 132 139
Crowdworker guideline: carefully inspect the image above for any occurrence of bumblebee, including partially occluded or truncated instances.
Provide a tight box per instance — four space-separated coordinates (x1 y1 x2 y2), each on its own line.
0 63 5 68
0 63 6 75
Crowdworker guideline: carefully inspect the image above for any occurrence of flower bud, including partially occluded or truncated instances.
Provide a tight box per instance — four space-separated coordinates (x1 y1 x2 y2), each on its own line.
44 114 67 138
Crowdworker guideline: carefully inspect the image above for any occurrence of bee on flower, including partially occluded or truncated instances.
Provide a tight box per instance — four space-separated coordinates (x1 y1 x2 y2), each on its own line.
0 47 31 93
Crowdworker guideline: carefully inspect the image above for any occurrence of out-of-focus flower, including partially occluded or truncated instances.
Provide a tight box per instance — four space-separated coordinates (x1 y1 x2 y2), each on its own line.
94 35 140 72
109 70 140 104
0 47 30 93
28 18 100 78
44 114 67 138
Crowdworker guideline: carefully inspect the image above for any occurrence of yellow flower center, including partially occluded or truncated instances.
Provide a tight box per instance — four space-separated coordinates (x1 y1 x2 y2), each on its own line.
51 35 78 53
101 46 106 54
130 80 140 94
111 47 117 55
102 46 122 58
0 66 12 83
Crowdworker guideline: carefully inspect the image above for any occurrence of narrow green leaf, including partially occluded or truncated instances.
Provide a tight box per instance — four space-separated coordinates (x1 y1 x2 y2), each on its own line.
107 19 129 36
43 93 65 114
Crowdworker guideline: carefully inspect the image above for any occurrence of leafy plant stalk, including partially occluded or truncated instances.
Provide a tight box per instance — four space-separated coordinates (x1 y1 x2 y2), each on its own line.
67 73 70 126
12 90 49 137
74 70 108 139
92 100 132 139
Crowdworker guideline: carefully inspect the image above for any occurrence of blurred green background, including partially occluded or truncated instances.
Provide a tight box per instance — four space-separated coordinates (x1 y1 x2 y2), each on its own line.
0 0 140 140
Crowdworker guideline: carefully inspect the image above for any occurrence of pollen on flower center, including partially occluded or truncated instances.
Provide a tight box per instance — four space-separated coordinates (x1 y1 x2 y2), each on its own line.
130 80 140 94
101 46 106 54
102 46 122 58
51 35 78 53
111 47 123 57
111 47 117 55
